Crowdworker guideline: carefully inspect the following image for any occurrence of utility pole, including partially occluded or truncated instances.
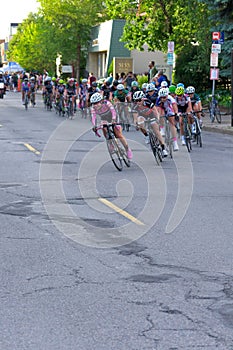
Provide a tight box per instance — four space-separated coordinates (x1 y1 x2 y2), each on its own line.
231 48 233 127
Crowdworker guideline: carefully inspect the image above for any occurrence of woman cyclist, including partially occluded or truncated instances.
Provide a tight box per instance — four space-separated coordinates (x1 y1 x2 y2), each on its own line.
90 92 133 159
175 86 192 145
133 90 168 157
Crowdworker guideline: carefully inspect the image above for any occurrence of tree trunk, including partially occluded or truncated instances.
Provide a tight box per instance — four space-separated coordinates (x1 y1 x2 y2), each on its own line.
76 40 81 83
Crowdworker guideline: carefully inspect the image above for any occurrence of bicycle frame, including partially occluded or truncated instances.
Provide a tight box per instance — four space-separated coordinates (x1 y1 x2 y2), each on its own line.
94 123 130 171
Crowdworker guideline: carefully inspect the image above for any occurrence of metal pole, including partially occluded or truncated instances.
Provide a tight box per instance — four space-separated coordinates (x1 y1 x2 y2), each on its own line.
231 49 233 127
212 69 216 110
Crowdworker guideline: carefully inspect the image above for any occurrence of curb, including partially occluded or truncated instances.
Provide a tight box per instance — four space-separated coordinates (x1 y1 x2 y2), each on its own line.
203 125 233 136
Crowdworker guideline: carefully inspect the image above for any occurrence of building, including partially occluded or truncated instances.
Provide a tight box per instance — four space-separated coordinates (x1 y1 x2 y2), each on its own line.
87 19 169 79
0 23 19 65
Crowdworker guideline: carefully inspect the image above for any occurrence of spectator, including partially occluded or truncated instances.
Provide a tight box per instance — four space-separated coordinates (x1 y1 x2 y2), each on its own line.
122 71 136 90
148 61 157 82
153 70 168 89
88 72 96 86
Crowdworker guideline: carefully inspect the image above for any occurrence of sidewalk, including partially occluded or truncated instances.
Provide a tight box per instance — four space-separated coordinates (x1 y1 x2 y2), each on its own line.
202 110 233 136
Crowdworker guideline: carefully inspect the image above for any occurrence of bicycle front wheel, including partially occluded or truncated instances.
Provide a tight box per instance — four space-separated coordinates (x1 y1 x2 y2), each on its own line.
215 107 222 124
25 96 28 110
149 131 162 165
107 139 123 171
119 144 131 167
184 124 192 152
195 119 202 148
165 122 173 159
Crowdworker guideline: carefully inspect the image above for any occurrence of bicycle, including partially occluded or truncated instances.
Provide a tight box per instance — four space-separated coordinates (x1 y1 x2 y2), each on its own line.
160 115 173 159
180 113 192 152
43 92 52 111
208 95 221 124
65 95 74 119
79 95 87 118
140 117 163 165
192 112 202 148
94 123 131 171
24 91 29 110
30 91 36 107
116 102 131 132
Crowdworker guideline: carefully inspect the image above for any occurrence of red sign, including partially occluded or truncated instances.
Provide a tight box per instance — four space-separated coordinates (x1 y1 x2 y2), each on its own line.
212 32 220 41
210 68 219 80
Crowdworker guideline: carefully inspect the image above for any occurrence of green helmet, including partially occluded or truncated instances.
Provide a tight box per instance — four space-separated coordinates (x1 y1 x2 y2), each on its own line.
131 81 138 87
169 85 176 94
175 86 185 96
52 77 56 81
59 79 64 84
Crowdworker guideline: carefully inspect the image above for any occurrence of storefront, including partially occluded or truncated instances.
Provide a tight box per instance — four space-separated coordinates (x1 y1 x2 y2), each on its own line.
87 19 169 79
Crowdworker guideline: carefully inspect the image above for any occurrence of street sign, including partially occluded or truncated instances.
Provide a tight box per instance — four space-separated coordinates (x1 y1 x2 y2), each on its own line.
212 32 220 41
212 43 221 53
210 68 219 80
62 65 72 73
167 52 174 65
168 41 174 53
212 31 224 44
210 53 218 67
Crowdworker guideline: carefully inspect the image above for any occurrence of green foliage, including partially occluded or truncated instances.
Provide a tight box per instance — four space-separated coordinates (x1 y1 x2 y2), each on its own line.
136 74 148 87
108 60 113 75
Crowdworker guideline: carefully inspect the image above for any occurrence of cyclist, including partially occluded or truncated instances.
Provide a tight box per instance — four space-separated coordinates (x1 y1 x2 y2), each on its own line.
21 77 30 105
28 76 37 106
113 83 131 125
168 85 176 98
64 78 77 113
141 83 148 94
88 81 100 107
109 80 119 101
78 78 88 111
0 70 6 95
55 79 66 115
90 92 133 159
146 83 158 104
43 76 53 108
186 86 203 126
133 90 168 157
156 87 179 151
130 81 140 99
100 80 111 101
175 86 192 145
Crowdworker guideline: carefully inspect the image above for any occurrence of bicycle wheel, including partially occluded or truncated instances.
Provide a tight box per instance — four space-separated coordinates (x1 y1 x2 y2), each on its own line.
209 102 215 123
165 122 173 158
107 139 123 171
149 131 162 165
25 95 28 110
118 143 131 167
195 119 202 147
184 124 192 152
215 107 222 124
31 93 35 107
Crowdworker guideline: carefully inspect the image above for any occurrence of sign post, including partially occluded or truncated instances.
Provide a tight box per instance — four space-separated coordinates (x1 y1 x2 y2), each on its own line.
167 41 174 84
231 49 233 127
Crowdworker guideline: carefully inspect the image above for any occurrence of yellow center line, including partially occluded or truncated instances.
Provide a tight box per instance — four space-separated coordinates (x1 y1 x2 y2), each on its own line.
24 143 40 155
98 198 145 226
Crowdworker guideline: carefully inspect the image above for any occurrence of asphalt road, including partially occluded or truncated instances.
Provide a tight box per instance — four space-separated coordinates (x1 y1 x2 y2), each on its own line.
0 91 233 350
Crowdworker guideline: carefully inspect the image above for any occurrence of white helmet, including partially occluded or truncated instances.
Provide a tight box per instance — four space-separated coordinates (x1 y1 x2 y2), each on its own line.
161 81 168 87
82 78 88 83
186 86 195 94
133 91 145 100
117 84 124 90
158 87 169 97
142 83 148 90
90 92 102 104
146 83 156 92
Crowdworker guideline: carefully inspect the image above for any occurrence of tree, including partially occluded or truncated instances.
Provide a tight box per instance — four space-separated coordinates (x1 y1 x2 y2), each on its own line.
7 13 58 73
38 0 106 81
198 0 233 78
105 0 212 85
